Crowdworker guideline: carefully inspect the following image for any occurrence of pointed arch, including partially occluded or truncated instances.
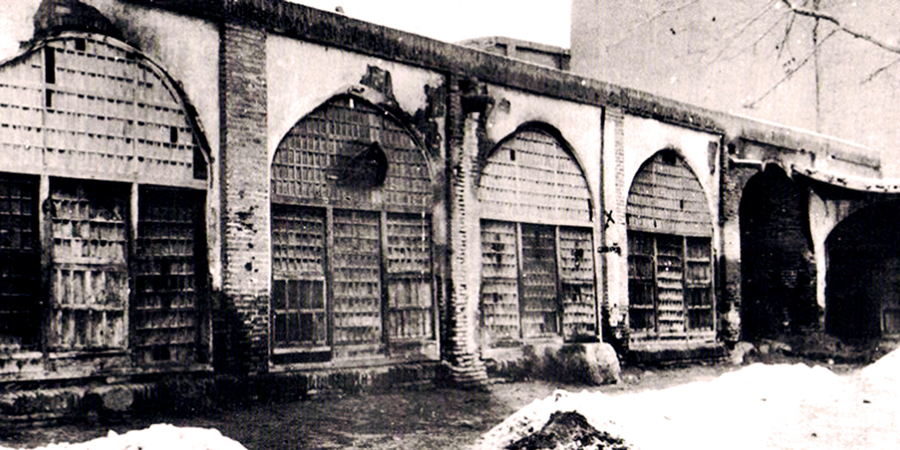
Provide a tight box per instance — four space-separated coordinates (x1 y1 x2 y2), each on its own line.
270 94 437 361
477 125 597 347
0 32 211 186
626 150 715 342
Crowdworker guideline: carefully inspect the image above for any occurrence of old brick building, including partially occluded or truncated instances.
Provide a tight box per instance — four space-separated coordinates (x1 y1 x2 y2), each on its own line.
0 0 895 422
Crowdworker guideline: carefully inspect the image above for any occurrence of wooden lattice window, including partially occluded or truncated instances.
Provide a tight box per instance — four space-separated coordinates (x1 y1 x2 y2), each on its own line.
332 209 382 345
271 95 435 360
559 227 596 339
480 220 520 343
386 213 433 340
480 220 596 345
478 128 597 346
49 180 128 351
627 232 713 335
0 174 39 350
133 187 204 364
272 205 326 349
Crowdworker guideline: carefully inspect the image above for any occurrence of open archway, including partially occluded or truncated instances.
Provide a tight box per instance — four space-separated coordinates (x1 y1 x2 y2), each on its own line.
825 200 900 340
739 165 816 341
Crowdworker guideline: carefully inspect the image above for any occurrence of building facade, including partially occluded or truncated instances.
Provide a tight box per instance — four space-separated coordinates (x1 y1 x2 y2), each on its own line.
0 0 894 421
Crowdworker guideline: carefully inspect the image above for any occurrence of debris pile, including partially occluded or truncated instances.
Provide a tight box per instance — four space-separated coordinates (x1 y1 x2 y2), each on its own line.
474 348 900 450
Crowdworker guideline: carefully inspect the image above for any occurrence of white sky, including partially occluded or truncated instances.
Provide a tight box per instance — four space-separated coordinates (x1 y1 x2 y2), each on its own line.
0 0 572 60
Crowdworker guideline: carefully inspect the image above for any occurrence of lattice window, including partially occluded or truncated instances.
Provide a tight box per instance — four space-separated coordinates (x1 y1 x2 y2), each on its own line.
480 221 598 345
559 227 596 339
686 237 713 331
480 220 520 343
270 95 436 359
521 223 559 338
386 213 433 340
134 187 203 364
271 205 326 348
332 209 382 345
0 37 206 185
628 232 656 331
49 180 127 351
627 232 713 336
271 95 430 213
479 129 592 224
0 175 39 350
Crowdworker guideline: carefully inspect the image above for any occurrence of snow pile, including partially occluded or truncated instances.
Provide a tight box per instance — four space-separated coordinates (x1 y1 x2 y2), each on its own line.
1 424 247 450
475 349 900 450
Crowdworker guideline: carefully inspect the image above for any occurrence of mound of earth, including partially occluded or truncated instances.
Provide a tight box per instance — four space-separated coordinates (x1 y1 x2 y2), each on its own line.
506 411 628 450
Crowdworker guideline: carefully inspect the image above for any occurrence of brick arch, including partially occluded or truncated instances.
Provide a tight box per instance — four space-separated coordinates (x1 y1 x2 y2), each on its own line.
739 165 816 340
825 200 900 339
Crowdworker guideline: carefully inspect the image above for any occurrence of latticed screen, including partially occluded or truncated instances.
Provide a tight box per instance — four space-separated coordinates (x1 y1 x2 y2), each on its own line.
559 227 596 339
332 210 382 345
686 237 713 330
49 180 128 350
270 95 435 359
478 128 597 345
272 205 326 348
134 187 202 364
0 175 39 350
386 213 433 340
627 232 714 334
521 223 559 338
480 220 520 343
480 220 597 345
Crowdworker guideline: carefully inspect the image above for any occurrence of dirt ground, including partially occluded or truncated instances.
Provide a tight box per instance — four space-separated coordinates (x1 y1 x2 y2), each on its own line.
0 362 788 450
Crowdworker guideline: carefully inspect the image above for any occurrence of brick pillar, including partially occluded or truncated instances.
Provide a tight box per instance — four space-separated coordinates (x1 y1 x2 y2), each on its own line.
443 76 488 387
217 20 270 376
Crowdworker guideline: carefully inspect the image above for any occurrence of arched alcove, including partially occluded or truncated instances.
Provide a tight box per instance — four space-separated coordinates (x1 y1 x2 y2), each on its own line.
740 165 815 341
626 150 714 341
270 94 436 362
477 127 596 346
825 200 900 339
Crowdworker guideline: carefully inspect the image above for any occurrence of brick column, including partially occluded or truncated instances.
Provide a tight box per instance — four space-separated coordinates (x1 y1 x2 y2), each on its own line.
442 76 488 387
217 20 270 376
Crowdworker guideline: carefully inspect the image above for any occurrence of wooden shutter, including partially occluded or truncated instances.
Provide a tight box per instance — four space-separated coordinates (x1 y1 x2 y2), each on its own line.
480 220 520 343
386 212 433 340
133 187 202 364
685 237 713 331
628 231 656 331
49 180 127 350
559 226 596 338
332 209 381 345
520 223 559 338
271 205 326 348
0 175 40 350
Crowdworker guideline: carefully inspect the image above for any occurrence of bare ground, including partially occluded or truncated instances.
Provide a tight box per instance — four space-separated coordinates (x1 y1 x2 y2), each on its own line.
0 361 858 450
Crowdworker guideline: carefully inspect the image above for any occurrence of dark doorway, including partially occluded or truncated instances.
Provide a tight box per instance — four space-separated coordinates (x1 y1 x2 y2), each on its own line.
740 166 816 340
826 200 900 340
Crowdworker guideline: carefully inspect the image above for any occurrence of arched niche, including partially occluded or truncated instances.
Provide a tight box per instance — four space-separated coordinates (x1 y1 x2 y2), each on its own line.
825 200 900 340
269 94 437 362
477 126 597 347
626 150 715 342
739 165 816 340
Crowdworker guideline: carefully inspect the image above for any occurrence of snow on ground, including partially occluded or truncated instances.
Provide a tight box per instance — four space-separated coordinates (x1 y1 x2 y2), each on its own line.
474 349 900 450
0 424 247 450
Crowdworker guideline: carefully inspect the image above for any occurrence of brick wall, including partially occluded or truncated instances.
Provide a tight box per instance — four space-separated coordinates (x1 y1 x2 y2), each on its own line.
217 21 270 375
